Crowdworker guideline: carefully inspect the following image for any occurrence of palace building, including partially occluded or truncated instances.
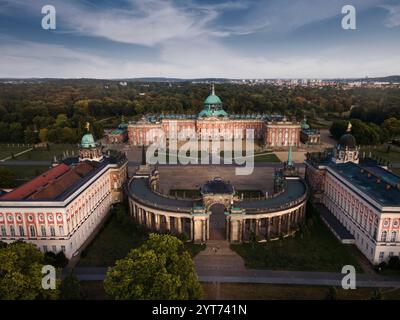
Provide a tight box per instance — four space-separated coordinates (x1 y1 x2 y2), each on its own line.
305 123 400 265
0 129 128 259
128 85 301 147
300 117 320 145
127 151 308 244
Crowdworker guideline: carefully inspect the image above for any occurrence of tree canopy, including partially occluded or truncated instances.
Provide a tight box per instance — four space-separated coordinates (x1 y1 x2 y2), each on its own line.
104 233 202 300
0 241 59 300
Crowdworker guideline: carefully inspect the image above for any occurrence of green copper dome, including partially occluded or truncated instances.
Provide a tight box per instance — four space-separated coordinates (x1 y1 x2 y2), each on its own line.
81 133 96 148
198 84 228 118
204 93 222 105
301 118 310 130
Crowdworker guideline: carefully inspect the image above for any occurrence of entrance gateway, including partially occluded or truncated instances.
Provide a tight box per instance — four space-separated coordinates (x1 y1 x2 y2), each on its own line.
200 177 235 240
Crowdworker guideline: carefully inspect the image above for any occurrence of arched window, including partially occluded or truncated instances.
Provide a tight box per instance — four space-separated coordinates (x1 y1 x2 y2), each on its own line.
19 225 25 237
10 225 15 237
50 226 56 237
29 225 36 237
41 225 46 237
1 225 6 237
391 231 397 242
381 231 387 242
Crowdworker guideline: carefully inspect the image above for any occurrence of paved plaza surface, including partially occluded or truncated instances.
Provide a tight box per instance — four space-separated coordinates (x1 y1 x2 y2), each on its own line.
156 165 278 195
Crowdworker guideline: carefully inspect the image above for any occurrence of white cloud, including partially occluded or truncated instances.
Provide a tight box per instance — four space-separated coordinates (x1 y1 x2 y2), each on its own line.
382 4 400 27
1 37 399 79
0 0 399 78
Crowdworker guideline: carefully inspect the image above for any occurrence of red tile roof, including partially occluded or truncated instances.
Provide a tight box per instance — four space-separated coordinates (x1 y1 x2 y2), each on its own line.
0 162 96 201
1 164 70 200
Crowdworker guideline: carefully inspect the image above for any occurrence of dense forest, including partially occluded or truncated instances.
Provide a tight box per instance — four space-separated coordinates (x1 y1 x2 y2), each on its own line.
0 79 399 144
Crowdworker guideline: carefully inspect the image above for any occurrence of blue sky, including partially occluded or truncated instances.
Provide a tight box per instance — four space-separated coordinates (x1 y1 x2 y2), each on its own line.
0 0 399 78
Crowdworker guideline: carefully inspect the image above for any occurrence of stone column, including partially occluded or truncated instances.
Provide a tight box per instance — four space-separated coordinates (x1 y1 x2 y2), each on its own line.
193 218 203 243
138 208 143 224
165 215 170 231
278 216 282 236
266 217 271 240
255 219 260 238
226 217 230 240
202 219 206 242
147 212 152 229
229 219 240 242
155 214 160 230
287 213 291 233
177 217 182 234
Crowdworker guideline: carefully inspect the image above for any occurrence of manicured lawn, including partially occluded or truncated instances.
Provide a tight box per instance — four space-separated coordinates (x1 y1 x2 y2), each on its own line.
14 144 78 161
0 144 31 160
231 214 362 273
254 153 281 163
78 207 204 267
77 213 147 267
201 283 400 300
7 165 50 181
360 145 400 164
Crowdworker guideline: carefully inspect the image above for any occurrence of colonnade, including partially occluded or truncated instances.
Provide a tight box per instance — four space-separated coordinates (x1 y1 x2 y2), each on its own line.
129 197 307 244
227 204 306 243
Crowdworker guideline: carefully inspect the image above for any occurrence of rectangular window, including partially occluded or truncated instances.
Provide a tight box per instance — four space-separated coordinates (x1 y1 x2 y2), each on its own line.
52 245 57 253
19 225 25 237
41 225 46 237
50 226 56 237
10 225 15 237
43 245 48 252
61 245 66 252
1 225 6 237
29 225 36 237
379 251 385 262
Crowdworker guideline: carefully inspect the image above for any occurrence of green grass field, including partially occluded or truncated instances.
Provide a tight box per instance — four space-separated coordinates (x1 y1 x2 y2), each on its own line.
360 145 400 164
253 153 281 162
0 144 31 160
78 209 204 267
13 144 78 161
79 281 400 300
231 214 362 273
7 165 50 181
77 213 147 267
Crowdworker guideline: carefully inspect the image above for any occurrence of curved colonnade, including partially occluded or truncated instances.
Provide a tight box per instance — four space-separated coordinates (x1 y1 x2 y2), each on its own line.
127 171 308 243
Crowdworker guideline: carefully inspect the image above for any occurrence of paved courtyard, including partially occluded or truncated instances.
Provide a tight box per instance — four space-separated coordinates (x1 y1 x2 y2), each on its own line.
156 165 277 195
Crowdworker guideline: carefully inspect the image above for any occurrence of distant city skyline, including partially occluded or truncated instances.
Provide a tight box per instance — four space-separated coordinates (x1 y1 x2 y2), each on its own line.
1 0 400 78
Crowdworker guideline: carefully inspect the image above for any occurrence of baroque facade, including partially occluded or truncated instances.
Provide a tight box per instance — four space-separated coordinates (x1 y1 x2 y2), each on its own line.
305 123 400 264
0 131 128 258
128 86 301 147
